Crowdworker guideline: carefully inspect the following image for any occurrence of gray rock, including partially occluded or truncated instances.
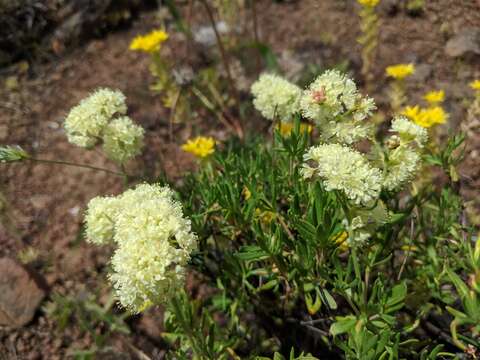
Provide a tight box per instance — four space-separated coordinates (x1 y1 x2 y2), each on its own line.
445 27 480 58
0 258 46 328
193 21 229 47
411 63 432 82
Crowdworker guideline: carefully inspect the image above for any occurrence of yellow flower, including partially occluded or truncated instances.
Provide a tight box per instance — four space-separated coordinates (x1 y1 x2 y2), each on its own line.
423 106 447 126
255 209 276 225
242 186 252 200
423 90 445 104
470 80 480 91
130 30 169 53
277 122 313 137
357 0 380 7
385 63 415 80
331 231 349 252
401 245 418 252
181 136 216 158
402 105 447 128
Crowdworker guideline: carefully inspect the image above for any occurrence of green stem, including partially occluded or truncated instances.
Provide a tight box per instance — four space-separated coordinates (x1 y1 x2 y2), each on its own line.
27 157 124 177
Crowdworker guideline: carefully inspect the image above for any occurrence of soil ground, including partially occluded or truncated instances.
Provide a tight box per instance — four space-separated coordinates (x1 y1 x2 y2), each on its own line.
0 0 479 358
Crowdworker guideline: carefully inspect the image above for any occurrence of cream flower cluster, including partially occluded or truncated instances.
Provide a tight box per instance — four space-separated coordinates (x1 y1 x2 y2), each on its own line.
103 117 145 163
302 144 382 205
251 70 376 144
390 116 428 148
85 184 197 312
383 116 426 191
251 74 302 121
383 146 420 192
64 88 144 163
301 70 358 121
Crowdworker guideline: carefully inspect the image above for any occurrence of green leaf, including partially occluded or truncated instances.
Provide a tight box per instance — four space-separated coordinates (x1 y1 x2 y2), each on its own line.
235 246 270 261
330 316 357 336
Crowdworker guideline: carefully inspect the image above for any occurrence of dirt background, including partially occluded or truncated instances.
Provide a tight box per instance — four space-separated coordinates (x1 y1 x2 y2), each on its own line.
0 0 479 358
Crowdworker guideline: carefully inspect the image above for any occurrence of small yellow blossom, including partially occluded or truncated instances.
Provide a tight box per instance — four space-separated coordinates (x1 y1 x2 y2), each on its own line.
401 245 418 252
130 30 169 53
332 231 349 252
470 80 480 91
386 63 415 80
242 186 252 200
422 106 447 126
423 90 445 104
181 136 216 158
255 209 276 225
277 122 313 137
402 105 447 128
402 105 421 121
357 0 380 7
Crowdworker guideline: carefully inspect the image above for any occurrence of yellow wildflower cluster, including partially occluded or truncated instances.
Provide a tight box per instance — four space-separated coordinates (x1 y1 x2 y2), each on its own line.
357 0 380 7
402 105 447 128
255 208 276 225
277 122 313 137
386 63 415 80
181 136 216 158
242 186 252 200
470 80 480 91
332 231 349 252
423 90 445 105
130 30 169 53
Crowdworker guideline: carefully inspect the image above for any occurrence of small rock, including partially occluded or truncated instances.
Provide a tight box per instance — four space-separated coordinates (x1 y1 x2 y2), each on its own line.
411 63 432 82
0 258 46 328
193 21 229 47
445 27 480 58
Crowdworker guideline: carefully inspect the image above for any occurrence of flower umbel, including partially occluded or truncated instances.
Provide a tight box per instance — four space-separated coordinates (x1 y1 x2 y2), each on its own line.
382 146 420 191
301 70 359 123
390 116 428 148
85 184 197 312
182 136 216 158
64 88 127 148
85 196 119 245
302 144 382 205
130 30 169 53
385 63 415 80
251 74 302 121
102 116 145 164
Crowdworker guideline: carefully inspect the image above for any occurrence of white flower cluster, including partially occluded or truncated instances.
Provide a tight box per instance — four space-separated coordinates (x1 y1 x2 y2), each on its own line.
64 88 144 163
382 116 425 191
103 117 145 163
301 70 358 121
383 147 420 191
251 70 376 144
390 116 428 148
85 184 197 312
251 74 302 121
302 143 382 205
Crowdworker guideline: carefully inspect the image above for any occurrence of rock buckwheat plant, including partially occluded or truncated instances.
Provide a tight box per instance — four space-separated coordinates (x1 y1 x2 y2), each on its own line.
3 68 478 359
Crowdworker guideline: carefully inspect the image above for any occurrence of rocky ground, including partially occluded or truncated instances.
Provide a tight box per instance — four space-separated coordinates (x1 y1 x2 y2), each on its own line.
0 0 479 358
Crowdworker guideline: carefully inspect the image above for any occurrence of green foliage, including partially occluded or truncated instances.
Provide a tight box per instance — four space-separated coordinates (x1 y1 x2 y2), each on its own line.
165 126 478 358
